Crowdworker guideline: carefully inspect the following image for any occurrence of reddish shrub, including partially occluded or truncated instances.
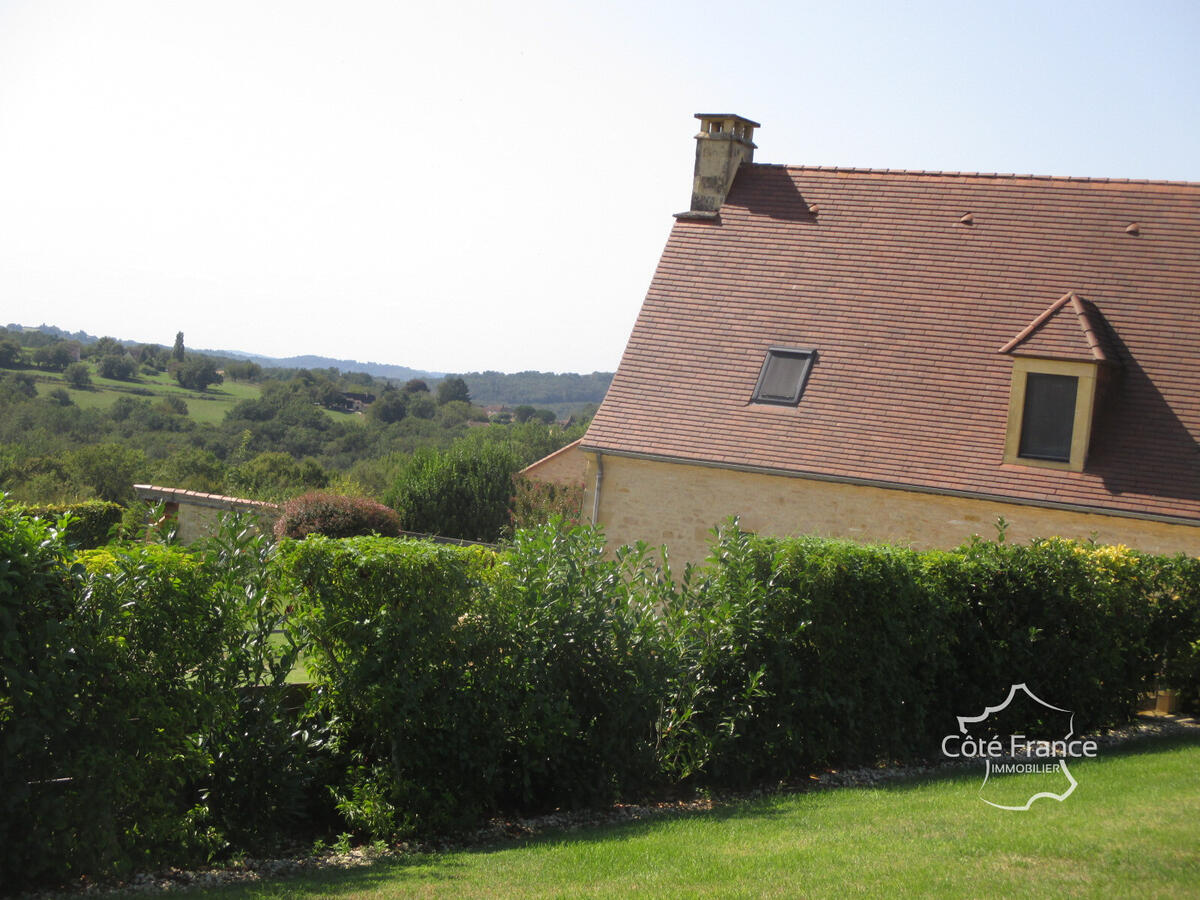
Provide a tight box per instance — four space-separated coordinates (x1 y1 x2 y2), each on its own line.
273 492 402 540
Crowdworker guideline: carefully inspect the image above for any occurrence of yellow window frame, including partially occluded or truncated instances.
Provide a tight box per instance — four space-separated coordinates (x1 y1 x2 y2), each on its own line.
1003 357 1099 472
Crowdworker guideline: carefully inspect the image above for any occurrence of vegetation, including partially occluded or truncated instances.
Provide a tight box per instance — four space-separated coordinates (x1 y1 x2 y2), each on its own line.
2 498 1198 892
20 499 124 548
0 325 590 512
384 441 523 541
274 492 402 540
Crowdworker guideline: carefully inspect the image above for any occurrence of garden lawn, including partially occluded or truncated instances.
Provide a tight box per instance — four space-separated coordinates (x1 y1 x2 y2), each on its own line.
195 730 1200 899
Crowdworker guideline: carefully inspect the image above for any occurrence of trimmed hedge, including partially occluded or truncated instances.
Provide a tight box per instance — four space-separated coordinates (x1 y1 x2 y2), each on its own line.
1 505 324 891
3 498 1199 889
22 499 124 549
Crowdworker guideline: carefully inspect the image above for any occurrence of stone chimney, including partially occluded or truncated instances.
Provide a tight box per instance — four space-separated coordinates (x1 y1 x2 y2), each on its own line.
678 113 759 218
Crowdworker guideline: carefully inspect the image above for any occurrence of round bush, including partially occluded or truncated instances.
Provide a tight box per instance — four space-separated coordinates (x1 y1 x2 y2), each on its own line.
274 492 402 540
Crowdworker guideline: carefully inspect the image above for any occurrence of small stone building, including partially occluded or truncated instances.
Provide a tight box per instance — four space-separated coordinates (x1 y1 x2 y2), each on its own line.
133 484 279 544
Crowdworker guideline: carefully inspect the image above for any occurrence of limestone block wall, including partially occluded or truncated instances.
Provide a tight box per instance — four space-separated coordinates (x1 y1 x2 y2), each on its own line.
519 439 587 486
581 453 1200 564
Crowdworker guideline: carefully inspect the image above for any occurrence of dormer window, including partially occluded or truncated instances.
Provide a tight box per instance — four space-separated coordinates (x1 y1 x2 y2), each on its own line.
752 347 815 406
999 292 1117 473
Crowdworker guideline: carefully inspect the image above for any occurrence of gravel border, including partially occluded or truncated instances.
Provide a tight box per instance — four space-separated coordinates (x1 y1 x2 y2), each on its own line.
17 714 1197 899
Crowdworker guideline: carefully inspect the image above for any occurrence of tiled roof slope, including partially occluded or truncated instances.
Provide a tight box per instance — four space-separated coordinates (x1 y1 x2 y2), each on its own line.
583 165 1200 522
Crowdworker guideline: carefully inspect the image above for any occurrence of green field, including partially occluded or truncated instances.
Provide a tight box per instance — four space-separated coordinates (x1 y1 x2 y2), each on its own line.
193 731 1200 899
35 369 261 424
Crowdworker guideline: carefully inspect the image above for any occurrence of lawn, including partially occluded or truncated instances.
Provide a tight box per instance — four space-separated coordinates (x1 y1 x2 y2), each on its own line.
193 730 1200 899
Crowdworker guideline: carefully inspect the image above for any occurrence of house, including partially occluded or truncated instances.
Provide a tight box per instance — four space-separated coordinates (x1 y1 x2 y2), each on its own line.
338 391 376 413
579 114 1200 563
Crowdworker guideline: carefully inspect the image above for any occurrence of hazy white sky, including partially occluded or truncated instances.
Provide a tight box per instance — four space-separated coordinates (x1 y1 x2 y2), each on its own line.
2 0 1197 374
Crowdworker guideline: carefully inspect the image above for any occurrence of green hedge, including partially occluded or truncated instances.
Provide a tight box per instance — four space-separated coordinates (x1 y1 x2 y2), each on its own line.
0 504 322 891
3 497 1199 890
22 499 124 548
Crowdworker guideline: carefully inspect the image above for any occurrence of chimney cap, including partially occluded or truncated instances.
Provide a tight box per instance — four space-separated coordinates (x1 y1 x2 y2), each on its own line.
694 113 761 128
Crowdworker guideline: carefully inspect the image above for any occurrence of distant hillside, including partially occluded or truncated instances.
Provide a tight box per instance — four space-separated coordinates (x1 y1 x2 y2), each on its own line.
5 323 101 344
213 350 442 382
6 323 613 410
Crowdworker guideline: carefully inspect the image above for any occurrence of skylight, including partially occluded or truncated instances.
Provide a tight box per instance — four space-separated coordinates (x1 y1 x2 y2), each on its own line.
752 347 815 406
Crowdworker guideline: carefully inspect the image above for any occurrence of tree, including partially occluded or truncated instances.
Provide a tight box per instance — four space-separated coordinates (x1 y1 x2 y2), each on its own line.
0 338 22 369
150 447 226 492
436 400 473 427
403 379 429 394
436 376 471 406
45 388 73 407
64 362 92 389
88 336 124 359
64 443 146 502
513 405 536 424
0 371 37 400
96 353 137 380
225 360 262 381
175 357 222 391
173 331 185 362
367 392 407 424
408 395 436 419
226 451 329 500
32 343 74 372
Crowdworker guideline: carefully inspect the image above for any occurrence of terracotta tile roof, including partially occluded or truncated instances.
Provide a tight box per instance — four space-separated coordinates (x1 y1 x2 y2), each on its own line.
583 165 1200 523
133 484 279 513
998 292 1116 362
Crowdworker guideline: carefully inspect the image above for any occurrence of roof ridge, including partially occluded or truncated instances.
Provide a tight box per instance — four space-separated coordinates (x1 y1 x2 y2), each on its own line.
750 162 1200 188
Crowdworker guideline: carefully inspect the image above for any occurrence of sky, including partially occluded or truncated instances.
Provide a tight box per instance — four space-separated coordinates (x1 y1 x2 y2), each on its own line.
1 1 1198 375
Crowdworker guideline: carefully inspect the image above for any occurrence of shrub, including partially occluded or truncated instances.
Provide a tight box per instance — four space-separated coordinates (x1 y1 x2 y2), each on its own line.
274 491 402 540
6 494 1200 887
1144 551 1200 712
385 443 521 542
923 537 1159 734
276 535 497 834
510 476 584 530
23 499 124 549
46 387 73 406
484 522 664 810
2 499 326 891
0 501 88 889
755 532 955 773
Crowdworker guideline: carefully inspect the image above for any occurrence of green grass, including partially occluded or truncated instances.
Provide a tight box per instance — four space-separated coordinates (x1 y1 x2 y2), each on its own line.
35 369 260 424
322 405 367 425
193 732 1200 899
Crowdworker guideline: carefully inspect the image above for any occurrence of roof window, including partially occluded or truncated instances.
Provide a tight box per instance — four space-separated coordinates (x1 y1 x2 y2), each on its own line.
752 347 815 406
